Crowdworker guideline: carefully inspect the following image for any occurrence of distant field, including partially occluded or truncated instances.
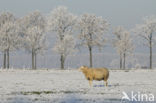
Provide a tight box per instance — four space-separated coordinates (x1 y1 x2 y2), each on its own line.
0 69 156 103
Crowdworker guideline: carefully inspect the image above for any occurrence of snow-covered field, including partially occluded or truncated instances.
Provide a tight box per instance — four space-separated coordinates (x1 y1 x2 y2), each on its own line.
0 69 156 103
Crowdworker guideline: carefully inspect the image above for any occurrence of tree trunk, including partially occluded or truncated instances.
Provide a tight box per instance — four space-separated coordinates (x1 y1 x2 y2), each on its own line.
89 46 93 67
34 53 37 70
123 53 126 69
7 49 9 69
60 54 65 70
149 33 152 69
150 45 152 69
120 53 122 69
3 51 6 69
88 33 93 68
32 50 35 69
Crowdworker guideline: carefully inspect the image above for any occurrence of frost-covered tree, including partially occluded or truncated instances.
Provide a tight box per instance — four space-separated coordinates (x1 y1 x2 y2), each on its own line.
113 26 134 69
77 13 109 67
134 16 156 69
20 11 47 69
113 26 125 69
53 34 75 68
0 12 20 69
47 6 77 69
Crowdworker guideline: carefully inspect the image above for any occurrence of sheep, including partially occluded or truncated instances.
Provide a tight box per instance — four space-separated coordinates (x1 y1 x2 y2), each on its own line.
79 66 109 87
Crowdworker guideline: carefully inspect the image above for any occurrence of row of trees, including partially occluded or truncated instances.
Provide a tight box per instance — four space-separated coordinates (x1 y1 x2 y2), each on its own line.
0 6 156 69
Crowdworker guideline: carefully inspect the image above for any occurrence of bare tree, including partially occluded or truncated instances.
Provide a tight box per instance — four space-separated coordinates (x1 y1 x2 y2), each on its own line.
77 13 109 67
0 12 20 69
20 11 47 69
47 6 77 69
113 26 134 69
134 16 156 69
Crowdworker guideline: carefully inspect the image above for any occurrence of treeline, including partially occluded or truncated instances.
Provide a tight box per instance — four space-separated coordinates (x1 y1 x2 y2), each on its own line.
0 6 155 69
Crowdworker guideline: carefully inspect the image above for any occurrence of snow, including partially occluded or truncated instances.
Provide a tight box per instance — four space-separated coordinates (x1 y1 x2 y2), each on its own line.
0 69 156 103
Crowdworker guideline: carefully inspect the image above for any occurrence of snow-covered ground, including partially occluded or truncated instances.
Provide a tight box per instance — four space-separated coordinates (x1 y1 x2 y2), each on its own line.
0 69 156 103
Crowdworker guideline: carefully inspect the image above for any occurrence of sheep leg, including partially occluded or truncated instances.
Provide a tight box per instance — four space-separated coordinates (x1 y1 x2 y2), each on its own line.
105 81 108 87
89 80 92 87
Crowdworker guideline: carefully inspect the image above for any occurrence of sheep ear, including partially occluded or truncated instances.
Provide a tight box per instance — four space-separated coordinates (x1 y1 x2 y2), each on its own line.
83 65 88 68
83 65 86 68
81 65 87 68
81 65 84 68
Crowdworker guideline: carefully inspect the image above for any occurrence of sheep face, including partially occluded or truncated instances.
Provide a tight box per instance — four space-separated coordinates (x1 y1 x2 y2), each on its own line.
78 66 88 72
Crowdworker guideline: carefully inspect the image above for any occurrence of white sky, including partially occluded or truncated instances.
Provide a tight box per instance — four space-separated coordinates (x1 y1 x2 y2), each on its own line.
0 0 156 29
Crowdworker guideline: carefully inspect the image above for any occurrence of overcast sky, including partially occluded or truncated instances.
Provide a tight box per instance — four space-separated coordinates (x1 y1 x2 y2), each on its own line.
0 0 156 29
